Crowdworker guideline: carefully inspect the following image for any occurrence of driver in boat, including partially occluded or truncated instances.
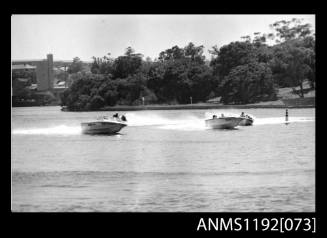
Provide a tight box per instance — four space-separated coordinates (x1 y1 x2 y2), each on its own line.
121 115 127 122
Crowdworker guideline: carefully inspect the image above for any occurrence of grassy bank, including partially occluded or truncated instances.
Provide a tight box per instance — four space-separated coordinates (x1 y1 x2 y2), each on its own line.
96 83 315 111
96 99 314 111
61 96 315 112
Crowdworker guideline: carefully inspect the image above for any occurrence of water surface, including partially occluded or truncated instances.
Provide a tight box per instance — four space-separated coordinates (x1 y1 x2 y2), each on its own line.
12 106 315 212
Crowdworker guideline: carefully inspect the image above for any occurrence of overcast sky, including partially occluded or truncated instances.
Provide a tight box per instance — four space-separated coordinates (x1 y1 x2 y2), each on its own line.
11 14 315 62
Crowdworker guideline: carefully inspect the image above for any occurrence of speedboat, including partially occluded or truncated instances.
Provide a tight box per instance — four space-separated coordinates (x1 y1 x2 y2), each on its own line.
205 116 243 129
81 116 127 134
239 116 254 126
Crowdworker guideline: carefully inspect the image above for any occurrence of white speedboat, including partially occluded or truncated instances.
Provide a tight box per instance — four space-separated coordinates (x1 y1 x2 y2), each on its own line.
239 116 254 126
81 116 127 134
205 116 243 129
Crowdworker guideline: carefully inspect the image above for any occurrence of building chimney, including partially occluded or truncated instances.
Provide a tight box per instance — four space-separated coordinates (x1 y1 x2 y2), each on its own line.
47 54 54 90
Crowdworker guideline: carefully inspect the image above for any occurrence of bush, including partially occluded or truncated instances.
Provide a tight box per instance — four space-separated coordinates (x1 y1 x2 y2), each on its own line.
88 95 105 110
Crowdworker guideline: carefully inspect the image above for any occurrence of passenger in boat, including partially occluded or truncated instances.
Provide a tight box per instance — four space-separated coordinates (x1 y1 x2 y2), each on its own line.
113 113 119 118
213 115 217 119
221 113 224 118
241 112 245 117
121 115 127 122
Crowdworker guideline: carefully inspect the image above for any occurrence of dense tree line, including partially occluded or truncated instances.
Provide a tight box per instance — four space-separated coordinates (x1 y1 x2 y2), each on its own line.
60 18 315 110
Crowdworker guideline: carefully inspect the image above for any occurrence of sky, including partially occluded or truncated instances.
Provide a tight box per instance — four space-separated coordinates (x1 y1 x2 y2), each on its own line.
11 14 315 62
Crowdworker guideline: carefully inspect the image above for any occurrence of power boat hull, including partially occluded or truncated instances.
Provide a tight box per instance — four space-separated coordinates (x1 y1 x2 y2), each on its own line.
239 117 254 126
205 117 243 129
81 121 126 134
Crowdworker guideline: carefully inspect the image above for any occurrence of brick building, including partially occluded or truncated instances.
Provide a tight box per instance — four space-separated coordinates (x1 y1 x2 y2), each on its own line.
12 54 55 92
35 54 54 91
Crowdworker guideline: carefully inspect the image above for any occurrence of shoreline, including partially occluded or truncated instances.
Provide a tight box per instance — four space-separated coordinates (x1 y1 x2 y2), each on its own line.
99 104 315 111
14 97 315 111
74 97 316 111
59 103 315 112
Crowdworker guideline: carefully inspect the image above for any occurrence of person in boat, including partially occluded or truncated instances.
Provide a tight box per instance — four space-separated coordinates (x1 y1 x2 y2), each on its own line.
240 112 245 117
221 113 224 118
121 115 127 122
213 115 217 119
113 113 119 118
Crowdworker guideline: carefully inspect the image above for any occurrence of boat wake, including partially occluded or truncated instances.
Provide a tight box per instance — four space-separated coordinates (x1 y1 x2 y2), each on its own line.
157 119 207 131
126 112 314 131
12 125 82 135
254 117 314 125
12 113 314 135
124 112 205 130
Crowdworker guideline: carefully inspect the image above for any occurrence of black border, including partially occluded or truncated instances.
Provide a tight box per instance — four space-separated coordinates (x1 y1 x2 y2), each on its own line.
8 8 321 237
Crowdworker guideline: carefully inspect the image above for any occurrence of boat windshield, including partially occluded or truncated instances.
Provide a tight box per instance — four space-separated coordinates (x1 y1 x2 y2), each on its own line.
96 116 110 121
96 115 126 123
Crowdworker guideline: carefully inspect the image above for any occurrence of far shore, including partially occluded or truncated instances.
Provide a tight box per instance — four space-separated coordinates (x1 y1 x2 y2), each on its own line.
98 104 314 112
13 97 315 111
98 97 316 111
59 97 315 112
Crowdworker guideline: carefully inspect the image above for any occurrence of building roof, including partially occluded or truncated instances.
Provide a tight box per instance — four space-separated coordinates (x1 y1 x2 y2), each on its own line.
27 84 37 90
16 78 29 82
12 64 36 70
57 81 66 86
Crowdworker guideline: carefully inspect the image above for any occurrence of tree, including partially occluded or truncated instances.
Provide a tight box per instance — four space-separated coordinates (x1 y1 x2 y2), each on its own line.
67 57 84 74
112 47 143 79
220 62 276 104
91 54 114 75
147 58 214 104
241 32 274 46
306 48 315 89
12 78 32 98
158 42 205 64
210 41 256 77
147 62 166 102
269 18 313 43
301 36 315 89
184 42 205 64
119 75 145 105
125 46 135 56
61 73 113 110
240 35 251 43
88 95 105 110
158 45 184 62
148 43 216 103
270 42 313 97
188 63 214 102
266 18 315 92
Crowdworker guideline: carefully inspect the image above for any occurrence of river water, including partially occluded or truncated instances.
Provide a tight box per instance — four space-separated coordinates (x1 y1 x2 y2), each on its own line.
11 106 315 212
